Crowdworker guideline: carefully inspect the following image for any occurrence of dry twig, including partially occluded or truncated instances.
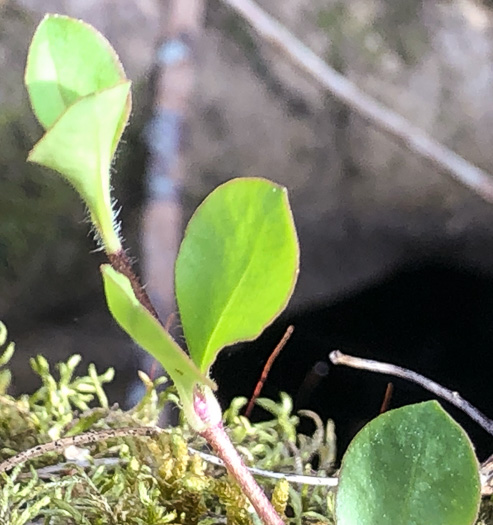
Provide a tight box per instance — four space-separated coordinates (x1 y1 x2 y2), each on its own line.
221 0 493 202
0 426 338 487
329 350 493 436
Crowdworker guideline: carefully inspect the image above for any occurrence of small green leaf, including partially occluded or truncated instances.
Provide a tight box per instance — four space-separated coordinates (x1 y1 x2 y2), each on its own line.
100 265 215 430
336 401 480 525
25 14 127 130
25 15 131 254
28 82 130 253
175 178 299 373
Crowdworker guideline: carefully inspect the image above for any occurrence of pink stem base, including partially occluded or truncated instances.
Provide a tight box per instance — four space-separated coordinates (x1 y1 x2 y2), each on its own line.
200 422 285 525
194 390 284 525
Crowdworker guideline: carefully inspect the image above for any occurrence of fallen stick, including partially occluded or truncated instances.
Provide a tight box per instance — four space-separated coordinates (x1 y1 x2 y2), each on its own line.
0 426 337 487
329 350 493 436
221 0 493 202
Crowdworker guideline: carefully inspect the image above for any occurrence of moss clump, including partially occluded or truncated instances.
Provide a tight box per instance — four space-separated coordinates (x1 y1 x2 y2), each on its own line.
1 321 490 524
0 321 338 524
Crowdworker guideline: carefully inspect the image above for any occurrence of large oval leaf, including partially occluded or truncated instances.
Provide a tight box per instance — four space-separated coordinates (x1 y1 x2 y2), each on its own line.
336 401 480 525
175 178 299 373
100 265 215 431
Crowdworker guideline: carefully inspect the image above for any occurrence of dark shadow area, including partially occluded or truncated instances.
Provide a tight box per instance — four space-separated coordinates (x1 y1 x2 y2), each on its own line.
212 262 493 461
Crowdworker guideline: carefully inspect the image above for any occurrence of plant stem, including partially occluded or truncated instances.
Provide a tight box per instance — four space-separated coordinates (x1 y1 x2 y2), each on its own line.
193 389 284 525
107 250 160 320
245 325 294 418
107 252 284 524
201 422 285 524
0 427 160 474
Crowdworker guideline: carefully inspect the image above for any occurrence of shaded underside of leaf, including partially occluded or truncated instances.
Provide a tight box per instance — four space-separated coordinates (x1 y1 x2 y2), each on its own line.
175 177 299 373
336 401 480 525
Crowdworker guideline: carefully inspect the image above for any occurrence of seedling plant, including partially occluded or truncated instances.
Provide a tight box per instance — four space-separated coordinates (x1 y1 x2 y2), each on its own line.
2 13 486 525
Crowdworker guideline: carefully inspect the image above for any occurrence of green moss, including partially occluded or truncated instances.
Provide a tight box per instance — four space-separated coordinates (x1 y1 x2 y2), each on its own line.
0 321 488 524
0 321 338 524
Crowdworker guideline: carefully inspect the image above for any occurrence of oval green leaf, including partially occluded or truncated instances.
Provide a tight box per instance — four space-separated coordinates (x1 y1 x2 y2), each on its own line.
336 401 480 525
175 177 299 373
100 265 215 431
25 14 128 130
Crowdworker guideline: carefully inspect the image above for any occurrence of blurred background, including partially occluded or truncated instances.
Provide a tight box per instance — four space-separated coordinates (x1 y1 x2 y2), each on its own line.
2 0 493 460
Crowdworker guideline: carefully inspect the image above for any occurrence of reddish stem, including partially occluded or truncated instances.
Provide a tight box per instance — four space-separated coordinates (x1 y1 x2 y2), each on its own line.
107 250 160 321
379 382 394 414
194 390 284 525
245 325 294 418
108 251 283 523
200 423 285 524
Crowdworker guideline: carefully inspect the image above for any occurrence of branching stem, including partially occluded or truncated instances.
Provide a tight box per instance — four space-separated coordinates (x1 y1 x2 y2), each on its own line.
106 247 285 524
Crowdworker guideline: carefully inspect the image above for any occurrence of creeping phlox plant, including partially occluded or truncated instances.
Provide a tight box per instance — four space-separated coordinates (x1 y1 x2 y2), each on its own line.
2 13 484 525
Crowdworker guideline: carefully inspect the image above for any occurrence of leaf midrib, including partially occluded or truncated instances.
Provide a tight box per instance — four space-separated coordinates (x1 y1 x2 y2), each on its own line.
200 213 269 369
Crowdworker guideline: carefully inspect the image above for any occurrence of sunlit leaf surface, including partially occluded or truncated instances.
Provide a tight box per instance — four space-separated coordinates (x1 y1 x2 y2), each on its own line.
175 178 299 373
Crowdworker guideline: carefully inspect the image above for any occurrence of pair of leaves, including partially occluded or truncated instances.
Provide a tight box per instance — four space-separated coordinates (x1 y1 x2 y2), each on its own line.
102 177 299 403
25 15 130 253
25 16 300 426
336 401 481 525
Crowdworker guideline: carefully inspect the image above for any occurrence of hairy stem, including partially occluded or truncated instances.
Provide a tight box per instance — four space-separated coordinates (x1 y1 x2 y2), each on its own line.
107 250 160 320
107 249 284 524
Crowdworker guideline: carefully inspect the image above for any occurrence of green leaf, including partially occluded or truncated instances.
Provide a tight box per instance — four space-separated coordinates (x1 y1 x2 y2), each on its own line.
25 15 131 254
25 14 127 130
100 265 215 431
28 82 130 253
175 177 299 372
336 401 480 525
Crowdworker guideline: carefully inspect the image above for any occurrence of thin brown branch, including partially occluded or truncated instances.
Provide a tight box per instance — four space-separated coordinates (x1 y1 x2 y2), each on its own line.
0 427 161 475
220 0 493 202
245 325 294 418
1 425 338 488
329 350 493 436
379 382 394 414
